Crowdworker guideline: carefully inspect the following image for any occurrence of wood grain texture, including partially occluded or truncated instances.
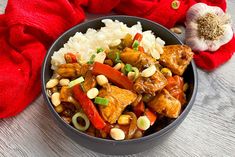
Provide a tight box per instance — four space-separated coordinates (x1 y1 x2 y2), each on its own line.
1 1 235 157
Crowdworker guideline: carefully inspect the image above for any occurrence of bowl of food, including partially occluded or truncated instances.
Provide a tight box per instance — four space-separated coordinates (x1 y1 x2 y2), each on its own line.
41 15 197 155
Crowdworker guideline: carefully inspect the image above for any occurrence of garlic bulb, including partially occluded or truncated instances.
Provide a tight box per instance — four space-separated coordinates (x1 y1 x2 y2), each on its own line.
185 3 233 52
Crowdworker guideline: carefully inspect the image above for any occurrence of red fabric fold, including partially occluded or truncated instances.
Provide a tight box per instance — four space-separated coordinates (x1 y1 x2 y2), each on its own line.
0 0 233 118
194 35 235 71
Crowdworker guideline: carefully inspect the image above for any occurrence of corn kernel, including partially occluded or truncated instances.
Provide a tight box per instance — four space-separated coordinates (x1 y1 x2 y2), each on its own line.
118 115 131 125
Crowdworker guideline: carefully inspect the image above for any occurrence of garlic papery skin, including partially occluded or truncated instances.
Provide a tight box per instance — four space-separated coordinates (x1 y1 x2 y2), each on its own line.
185 3 233 52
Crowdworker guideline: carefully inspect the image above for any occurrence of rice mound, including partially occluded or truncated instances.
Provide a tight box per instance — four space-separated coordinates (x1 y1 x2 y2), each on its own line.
51 19 165 70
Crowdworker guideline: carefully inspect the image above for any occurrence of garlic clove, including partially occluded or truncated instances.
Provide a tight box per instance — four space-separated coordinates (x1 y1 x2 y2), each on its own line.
185 22 198 38
186 37 208 52
206 40 221 52
186 3 209 22
208 5 224 16
219 25 233 45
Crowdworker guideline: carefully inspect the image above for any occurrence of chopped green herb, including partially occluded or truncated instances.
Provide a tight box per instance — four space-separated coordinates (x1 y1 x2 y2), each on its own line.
132 67 140 80
124 64 133 73
72 112 90 131
132 40 139 49
94 97 109 106
96 48 104 53
87 54 96 64
114 52 122 63
68 76 84 88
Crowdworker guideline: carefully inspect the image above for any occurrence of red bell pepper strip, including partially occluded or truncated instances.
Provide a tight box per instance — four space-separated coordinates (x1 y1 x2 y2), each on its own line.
64 53 77 63
72 85 106 130
92 62 133 90
165 76 186 105
145 108 157 126
133 33 143 42
133 101 145 117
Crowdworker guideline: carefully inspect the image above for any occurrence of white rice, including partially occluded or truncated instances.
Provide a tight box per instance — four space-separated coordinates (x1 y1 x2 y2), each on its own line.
51 19 165 70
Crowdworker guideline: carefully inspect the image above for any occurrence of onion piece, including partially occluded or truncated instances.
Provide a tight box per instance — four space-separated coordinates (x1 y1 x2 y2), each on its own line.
72 112 90 131
125 112 137 139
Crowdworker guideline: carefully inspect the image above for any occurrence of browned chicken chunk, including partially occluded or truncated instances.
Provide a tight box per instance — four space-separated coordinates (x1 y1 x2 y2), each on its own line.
148 89 181 118
56 63 90 78
120 48 155 69
160 45 194 76
98 85 137 124
133 70 167 95
60 86 72 102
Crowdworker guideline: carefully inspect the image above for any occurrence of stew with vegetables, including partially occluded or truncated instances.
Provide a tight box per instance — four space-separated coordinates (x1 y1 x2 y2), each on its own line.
46 31 194 140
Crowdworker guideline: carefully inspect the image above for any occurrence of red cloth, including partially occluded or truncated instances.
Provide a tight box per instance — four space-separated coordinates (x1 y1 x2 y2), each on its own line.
0 0 233 118
194 35 235 71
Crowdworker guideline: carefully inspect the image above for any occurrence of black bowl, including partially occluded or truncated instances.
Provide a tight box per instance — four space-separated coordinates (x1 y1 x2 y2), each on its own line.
41 15 198 155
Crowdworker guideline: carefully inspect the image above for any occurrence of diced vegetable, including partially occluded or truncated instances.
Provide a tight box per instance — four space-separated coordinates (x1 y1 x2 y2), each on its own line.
96 48 104 53
55 104 64 113
144 109 157 126
110 128 125 140
127 72 135 80
122 33 133 47
87 54 96 64
133 33 143 42
132 67 139 80
132 40 139 50
64 53 77 63
107 51 121 64
124 64 133 73
165 76 186 105
92 62 133 90
94 97 109 106
137 116 151 130
114 52 122 63
73 85 106 129
161 68 172 77
72 112 90 131
118 114 131 125
113 63 122 70
133 101 145 117
68 76 84 88
87 88 99 99
138 46 144 53
125 112 137 139
94 52 106 63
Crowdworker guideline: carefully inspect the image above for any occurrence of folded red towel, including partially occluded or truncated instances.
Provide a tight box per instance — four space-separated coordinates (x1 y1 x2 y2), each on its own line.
0 0 233 118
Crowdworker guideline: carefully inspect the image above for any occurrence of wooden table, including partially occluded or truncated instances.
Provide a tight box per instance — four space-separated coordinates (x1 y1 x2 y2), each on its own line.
1 1 235 156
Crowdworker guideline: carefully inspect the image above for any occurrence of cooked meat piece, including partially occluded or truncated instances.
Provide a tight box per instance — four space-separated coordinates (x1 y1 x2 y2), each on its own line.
147 89 181 118
98 85 137 124
56 63 90 78
133 69 167 95
60 86 72 102
160 45 194 76
120 48 155 69
83 70 97 92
